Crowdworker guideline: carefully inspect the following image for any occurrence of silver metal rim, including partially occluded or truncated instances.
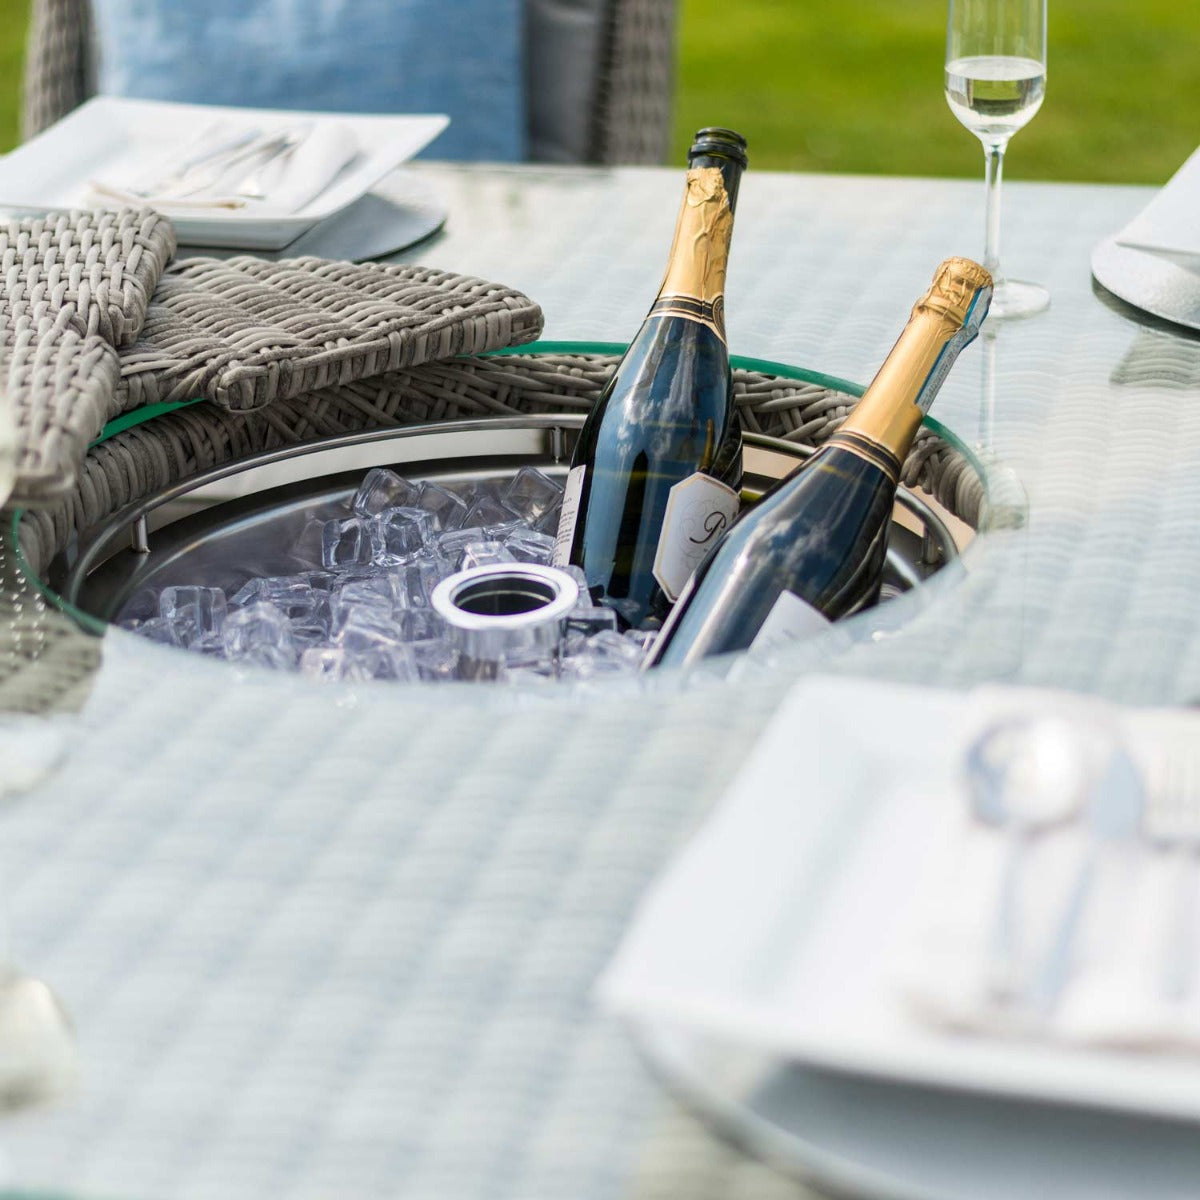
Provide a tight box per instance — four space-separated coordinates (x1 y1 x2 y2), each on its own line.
45 415 964 620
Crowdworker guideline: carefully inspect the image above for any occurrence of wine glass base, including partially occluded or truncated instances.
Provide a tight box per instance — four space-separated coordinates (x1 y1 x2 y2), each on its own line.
989 278 1050 321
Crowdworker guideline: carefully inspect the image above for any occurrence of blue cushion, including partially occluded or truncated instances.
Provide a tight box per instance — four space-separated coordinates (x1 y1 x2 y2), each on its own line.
92 0 526 162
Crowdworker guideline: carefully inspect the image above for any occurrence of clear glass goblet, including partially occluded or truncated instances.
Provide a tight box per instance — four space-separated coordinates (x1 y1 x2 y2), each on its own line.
946 0 1050 319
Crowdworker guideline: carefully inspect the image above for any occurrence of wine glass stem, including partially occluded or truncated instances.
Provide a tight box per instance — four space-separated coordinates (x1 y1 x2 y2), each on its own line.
982 140 1008 281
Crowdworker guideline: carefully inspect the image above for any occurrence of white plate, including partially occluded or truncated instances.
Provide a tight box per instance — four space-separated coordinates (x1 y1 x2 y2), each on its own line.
601 679 1200 1127
636 1021 1200 1200
0 96 448 250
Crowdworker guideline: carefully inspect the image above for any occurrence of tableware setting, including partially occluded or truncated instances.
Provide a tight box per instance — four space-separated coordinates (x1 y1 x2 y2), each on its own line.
600 677 1200 1196
0 96 448 249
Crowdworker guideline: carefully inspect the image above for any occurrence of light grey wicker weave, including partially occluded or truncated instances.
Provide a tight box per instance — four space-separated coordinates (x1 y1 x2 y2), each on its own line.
11 351 984 693
0 208 176 504
22 0 677 166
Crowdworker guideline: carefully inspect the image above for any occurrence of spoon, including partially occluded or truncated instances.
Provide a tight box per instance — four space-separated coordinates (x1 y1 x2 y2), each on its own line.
965 715 1104 1003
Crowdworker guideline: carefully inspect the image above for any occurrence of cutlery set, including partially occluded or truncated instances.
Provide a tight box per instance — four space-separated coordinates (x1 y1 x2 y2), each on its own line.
967 714 1200 1015
88 122 314 209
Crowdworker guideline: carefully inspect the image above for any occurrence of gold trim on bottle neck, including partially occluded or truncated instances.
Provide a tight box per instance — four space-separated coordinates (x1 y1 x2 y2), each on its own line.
654 167 734 341
838 258 992 462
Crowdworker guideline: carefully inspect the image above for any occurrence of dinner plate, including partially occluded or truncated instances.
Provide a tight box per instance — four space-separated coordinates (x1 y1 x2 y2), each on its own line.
600 680 1200 1127
177 169 448 262
1091 235 1200 334
635 1020 1200 1200
0 96 449 250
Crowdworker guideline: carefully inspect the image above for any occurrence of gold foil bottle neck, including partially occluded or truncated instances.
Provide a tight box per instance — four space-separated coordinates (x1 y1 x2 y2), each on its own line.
912 257 993 326
835 257 991 470
652 167 734 340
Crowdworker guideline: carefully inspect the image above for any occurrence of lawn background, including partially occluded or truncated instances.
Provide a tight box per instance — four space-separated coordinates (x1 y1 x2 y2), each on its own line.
0 0 1193 185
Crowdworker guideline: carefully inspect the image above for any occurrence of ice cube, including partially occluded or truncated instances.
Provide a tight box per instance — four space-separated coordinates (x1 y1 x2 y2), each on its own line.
330 577 394 635
502 467 563 524
190 633 227 658
289 517 326 569
157 585 226 646
337 577 394 609
352 468 419 517
159 585 226 632
288 617 330 651
229 575 316 619
321 517 373 569
387 559 445 609
504 528 555 565
397 609 444 643
409 638 459 681
583 629 645 665
338 606 408 656
370 506 434 566
462 493 520 530
301 646 356 682
132 617 181 646
561 564 592 601
300 645 395 683
435 527 489 564
361 645 420 682
567 604 618 634
222 601 295 666
623 628 659 657
417 482 470 532
458 540 516 570
535 503 563 536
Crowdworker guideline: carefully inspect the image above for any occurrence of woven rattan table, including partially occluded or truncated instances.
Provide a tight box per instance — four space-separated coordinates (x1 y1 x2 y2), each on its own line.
2 164 1194 1200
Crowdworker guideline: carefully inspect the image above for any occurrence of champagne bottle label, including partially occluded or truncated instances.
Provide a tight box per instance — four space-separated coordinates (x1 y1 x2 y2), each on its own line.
749 590 831 652
651 167 733 343
652 471 741 601
552 465 587 567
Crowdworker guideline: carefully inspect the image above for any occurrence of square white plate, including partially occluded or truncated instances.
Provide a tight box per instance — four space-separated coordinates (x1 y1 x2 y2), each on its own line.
601 678 1200 1126
0 96 449 250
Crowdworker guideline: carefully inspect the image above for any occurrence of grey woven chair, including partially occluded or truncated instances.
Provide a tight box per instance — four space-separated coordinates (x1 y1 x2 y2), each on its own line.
22 0 677 165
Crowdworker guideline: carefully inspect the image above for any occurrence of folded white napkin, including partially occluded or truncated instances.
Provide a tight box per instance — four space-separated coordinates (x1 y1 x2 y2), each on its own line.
87 121 359 215
1117 145 1200 258
599 678 1200 1121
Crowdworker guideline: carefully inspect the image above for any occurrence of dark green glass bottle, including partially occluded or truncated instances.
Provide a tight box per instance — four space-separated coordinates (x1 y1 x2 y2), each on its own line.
552 128 748 630
645 257 993 668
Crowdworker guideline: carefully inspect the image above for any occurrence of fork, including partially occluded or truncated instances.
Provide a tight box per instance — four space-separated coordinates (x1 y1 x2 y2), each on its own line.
1141 737 1200 1001
233 124 313 201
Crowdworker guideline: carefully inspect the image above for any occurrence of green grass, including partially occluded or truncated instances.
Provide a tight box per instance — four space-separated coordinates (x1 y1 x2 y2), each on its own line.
0 0 1194 185
674 0 1200 183
0 0 27 151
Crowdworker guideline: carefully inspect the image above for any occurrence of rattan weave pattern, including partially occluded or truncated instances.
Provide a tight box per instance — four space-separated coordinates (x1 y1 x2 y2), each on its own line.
117 258 545 413
1 208 176 504
0 208 174 348
16 353 984 580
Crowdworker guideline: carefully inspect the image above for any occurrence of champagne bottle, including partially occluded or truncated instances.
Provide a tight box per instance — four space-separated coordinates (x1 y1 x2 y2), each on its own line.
645 257 993 668
552 128 748 630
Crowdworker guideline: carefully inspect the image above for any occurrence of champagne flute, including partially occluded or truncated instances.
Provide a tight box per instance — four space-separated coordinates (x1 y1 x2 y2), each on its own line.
945 0 1049 319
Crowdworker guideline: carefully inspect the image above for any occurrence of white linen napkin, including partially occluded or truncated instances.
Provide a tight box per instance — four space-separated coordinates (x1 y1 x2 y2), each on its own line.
87 121 359 215
1117 145 1200 258
598 678 1200 1121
